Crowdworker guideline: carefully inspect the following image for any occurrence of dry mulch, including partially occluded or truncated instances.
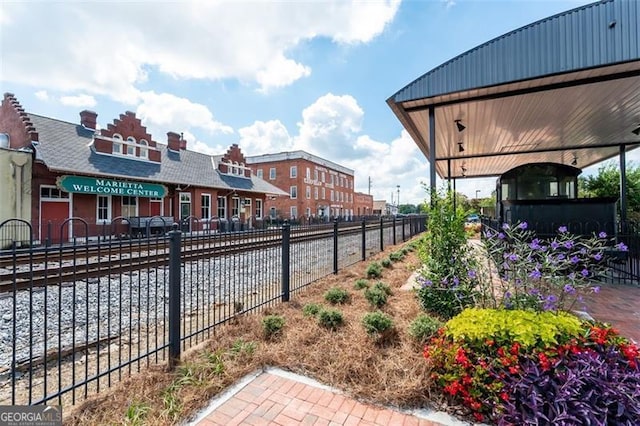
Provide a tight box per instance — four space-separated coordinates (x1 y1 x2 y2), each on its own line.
66 239 444 425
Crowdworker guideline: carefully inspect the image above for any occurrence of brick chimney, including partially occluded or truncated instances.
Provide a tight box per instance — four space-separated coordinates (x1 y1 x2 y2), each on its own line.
80 110 97 129
167 131 181 151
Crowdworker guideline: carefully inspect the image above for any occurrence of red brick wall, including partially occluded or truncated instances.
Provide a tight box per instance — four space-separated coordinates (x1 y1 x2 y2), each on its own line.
0 93 35 149
353 192 374 216
250 157 355 220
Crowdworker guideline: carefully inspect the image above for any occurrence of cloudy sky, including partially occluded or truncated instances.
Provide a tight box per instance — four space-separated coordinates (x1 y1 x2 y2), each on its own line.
1 0 610 204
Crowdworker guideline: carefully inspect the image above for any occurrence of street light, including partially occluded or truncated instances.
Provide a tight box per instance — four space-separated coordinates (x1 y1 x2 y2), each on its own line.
475 189 481 199
396 185 400 213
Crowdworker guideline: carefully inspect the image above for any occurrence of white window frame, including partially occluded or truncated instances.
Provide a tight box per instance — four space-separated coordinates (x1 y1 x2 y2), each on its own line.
290 165 297 178
314 187 318 200
112 133 123 155
330 190 334 202
255 199 263 218
96 195 111 224
201 193 211 220
139 139 149 159
269 167 276 180
290 186 297 199
306 167 311 179
217 196 226 218
306 186 311 199
290 206 297 219
322 187 326 199
121 195 138 217
231 197 240 217
256 169 263 179
306 207 311 217
126 136 136 156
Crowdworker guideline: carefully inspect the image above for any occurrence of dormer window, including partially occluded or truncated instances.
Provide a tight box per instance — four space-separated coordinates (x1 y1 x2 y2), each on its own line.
233 161 239 175
112 134 123 154
139 139 148 159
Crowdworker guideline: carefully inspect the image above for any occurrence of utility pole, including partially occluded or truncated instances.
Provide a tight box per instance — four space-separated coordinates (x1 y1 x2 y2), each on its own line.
368 176 371 195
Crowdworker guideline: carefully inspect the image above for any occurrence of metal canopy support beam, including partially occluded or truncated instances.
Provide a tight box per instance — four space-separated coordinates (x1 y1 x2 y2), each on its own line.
620 145 628 224
436 141 640 162
429 106 437 194
447 159 452 190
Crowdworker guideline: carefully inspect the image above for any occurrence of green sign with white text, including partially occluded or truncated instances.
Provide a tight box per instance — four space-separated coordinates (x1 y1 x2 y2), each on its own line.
57 175 167 198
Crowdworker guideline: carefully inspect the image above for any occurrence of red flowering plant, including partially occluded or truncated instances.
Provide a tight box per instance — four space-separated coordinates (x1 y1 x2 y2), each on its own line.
423 309 640 424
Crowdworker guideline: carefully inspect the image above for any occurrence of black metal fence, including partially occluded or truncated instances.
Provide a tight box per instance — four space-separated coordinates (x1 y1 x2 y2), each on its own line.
0 215 426 407
480 216 640 285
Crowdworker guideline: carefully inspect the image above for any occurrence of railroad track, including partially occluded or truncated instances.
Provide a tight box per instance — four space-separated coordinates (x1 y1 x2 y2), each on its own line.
0 223 385 292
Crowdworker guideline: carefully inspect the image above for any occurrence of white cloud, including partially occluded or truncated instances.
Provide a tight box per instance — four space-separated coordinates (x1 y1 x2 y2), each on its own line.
256 55 312 93
180 130 226 156
236 93 429 204
59 94 97 108
135 91 233 139
296 93 364 159
343 130 429 204
1 1 400 99
238 120 294 155
34 90 49 101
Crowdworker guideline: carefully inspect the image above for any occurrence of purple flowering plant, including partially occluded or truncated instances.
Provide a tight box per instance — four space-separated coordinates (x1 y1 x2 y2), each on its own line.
481 222 622 312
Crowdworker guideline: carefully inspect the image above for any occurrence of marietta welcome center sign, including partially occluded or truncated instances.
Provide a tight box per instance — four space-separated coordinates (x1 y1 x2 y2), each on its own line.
57 175 168 198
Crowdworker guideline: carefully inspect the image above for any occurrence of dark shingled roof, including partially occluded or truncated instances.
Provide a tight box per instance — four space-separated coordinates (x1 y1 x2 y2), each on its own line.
28 114 288 196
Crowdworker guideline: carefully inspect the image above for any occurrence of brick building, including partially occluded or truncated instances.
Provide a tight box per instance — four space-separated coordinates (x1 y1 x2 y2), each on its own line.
353 192 374 216
245 151 371 221
0 93 286 243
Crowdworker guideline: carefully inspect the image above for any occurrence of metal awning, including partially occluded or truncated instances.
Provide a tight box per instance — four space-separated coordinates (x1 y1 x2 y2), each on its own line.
387 0 640 180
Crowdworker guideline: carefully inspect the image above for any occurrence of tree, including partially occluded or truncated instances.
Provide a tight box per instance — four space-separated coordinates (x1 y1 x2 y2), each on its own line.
579 161 640 220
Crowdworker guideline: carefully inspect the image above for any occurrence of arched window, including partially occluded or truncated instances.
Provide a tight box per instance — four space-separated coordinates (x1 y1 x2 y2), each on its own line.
233 161 239 175
139 139 148 159
126 136 136 155
112 133 123 154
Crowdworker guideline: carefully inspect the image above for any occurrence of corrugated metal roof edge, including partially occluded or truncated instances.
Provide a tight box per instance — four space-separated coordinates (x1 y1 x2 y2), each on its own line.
387 0 611 104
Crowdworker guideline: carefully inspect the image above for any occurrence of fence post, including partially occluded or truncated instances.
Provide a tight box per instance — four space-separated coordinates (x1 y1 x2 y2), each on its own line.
333 218 339 274
281 220 291 302
379 217 384 252
402 218 406 241
392 216 396 245
361 219 366 261
168 225 182 368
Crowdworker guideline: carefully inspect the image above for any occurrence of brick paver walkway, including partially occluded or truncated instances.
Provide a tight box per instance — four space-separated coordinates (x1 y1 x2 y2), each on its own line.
582 283 640 343
190 369 453 426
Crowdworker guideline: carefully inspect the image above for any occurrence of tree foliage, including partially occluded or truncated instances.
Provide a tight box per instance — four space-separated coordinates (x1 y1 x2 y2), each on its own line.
579 162 640 220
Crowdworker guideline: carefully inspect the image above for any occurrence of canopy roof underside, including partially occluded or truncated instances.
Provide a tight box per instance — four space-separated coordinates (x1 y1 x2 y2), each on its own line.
387 0 640 179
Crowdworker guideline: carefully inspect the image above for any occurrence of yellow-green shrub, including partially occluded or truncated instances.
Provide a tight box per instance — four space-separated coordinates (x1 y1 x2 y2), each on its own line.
445 308 582 348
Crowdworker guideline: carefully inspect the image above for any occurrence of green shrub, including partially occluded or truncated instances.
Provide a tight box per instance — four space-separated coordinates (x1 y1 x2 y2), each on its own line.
445 308 582 349
389 251 404 262
229 339 257 358
354 279 369 290
364 286 388 308
372 281 392 295
408 314 442 343
401 247 410 255
416 189 478 320
302 303 322 317
317 309 344 330
362 311 393 337
381 258 392 268
262 315 285 339
324 287 350 304
366 261 383 278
